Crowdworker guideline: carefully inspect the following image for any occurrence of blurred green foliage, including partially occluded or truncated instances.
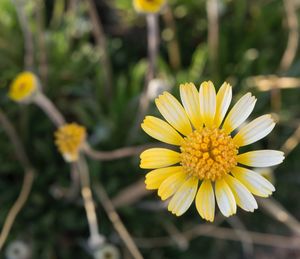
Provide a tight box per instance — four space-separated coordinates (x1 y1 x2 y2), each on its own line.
0 0 299 258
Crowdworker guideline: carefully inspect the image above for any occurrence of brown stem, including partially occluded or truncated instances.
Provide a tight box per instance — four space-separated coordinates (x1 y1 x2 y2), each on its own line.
278 0 299 72
134 224 300 249
162 5 181 70
75 156 104 249
83 143 161 161
11 0 34 70
206 0 219 75
0 109 34 250
129 13 159 142
33 93 66 127
85 0 113 100
94 183 144 259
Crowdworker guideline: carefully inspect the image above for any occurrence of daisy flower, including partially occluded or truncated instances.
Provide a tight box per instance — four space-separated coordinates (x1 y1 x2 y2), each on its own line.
8 72 39 103
133 0 166 13
55 123 86 162
140 81 284 221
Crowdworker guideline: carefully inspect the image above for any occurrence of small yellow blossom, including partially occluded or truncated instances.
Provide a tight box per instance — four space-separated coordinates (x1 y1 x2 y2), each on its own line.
140 81 285 221
133 0 166 13
55 123 86 162
8 72 39 103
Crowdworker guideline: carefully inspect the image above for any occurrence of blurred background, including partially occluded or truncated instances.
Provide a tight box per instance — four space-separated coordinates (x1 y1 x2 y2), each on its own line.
0 0 300 258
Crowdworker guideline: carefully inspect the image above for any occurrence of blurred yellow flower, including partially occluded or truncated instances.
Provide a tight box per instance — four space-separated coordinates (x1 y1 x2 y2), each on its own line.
8 72 39 103
55 123 86 162
140 81 284 221
133 0 166 13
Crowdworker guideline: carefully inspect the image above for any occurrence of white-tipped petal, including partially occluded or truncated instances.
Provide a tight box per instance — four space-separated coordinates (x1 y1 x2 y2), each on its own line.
155 92 192 136
233 114 275 147
195 180 215 222
215 179 237 217
179 83 202 129
142 116 184 145
158 171 186 200
145 166 184 190
237 150 285 167
168 177 198 216
199 81 216 127
214 82 232 127
140 148 181 169
225 175 258 212
232 166 275 197
223 93 257 133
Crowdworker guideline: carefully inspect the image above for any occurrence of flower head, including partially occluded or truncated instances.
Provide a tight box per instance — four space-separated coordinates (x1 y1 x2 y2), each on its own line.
8 72 39 103
55 123 86 162
140 81 284 221
133 0 166 13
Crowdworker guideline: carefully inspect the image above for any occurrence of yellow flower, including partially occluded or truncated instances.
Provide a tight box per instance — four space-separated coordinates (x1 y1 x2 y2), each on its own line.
8 72 39 102
133 0 166 13
55 123 86 162
140 81 284 221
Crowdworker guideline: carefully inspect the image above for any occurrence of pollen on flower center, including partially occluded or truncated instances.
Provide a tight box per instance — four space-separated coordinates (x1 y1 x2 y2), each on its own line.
180 127 238 181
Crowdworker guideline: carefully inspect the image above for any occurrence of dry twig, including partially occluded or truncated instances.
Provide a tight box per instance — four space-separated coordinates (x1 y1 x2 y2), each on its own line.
206 0 219 75
134 224 300 249
94 183 144 259
85 0 113 99
34 93 66 127
11 0 34 70
0 109 35 250
83 143 160 161
279 0 299 72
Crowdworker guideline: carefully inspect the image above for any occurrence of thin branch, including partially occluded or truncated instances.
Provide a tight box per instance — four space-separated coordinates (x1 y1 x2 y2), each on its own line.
206 0 219 75
0 110 30 169
11 0 34 70
75 156 104 249
162 5 181 70
246 75 300 91
0 169 34 250
94 183 144 259
279 0 299 72
35 0 48 87
258 197 300 236
83 143 161 161
130 13 159 141
227 217 253 258
280 123 300 157
134 224 300 249
33 93 66 127
112 179 149 208
85 0 113 99
0 109 34 250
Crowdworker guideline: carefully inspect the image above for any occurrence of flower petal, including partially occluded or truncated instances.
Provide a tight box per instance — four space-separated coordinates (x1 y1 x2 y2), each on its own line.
237 150 285 167
141 116 184 145
179 83 202 129
231 166 275 197
233 114 275 147
158 171 186 200
222 93 257 133
225 175 258 212
215 179 237 217
168 176 198 216
140 148 181 169
214 82 232 127
195 180 215 222
199 81 216 127
155 92 192 136
145 166 184 190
